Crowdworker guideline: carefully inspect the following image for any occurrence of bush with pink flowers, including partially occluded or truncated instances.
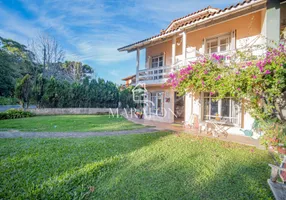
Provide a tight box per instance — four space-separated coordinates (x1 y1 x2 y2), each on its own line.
166 44 286 146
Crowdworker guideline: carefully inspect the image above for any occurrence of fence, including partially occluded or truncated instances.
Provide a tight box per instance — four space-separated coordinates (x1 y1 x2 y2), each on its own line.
27 108 122 115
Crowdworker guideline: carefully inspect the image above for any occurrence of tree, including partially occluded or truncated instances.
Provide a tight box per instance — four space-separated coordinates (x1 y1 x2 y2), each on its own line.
0 37 37 96
15 74 32 109
119 86 136 108
29 33 64 68
62 61 94 82
32 74 46 108
0 49 18 96
28 33 65 80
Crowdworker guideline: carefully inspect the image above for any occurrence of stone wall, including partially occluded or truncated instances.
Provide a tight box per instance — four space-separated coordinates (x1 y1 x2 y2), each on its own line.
28 108 121 115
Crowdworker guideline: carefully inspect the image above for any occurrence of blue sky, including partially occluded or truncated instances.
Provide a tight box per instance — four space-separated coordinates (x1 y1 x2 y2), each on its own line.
0 0 237 84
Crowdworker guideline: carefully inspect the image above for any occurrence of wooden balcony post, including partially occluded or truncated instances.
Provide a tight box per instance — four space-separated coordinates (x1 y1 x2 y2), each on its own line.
136 48 140 84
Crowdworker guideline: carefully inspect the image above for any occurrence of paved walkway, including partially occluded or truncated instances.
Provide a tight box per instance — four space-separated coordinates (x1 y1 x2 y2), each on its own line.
0 117 264 149
128 117 265 149
0 128 158 138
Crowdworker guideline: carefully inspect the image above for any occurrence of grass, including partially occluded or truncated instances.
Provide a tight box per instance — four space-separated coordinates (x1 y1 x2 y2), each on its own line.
0 132 274 199
0 115 144 132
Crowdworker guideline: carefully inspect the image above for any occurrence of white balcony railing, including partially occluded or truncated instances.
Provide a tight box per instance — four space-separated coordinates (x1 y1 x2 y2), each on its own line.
138 66 172 84
138 42 266 85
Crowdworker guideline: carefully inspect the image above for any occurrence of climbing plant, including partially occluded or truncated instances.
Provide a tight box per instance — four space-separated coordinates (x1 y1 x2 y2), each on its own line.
166 44 286 146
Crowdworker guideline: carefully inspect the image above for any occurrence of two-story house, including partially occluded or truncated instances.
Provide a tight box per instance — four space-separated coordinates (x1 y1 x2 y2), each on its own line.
118 0 285 135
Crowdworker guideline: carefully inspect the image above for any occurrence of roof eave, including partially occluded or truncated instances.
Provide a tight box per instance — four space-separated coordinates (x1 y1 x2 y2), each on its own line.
118 0 267 52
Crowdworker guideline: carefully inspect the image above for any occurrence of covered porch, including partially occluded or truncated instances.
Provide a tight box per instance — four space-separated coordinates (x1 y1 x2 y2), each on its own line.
128 117 263 149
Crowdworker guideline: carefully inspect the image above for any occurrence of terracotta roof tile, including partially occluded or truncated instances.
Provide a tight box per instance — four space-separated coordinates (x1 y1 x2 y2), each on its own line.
118 0 264 51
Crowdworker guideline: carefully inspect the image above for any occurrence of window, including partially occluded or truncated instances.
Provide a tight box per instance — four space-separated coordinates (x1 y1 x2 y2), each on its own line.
206 34 231 54
150 92 164 116
202 93 240 125
151 55 164 68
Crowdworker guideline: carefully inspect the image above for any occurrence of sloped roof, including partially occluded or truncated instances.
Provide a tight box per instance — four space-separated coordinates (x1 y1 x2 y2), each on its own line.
118 0 266 52
122 74 136 81
165 6 219 32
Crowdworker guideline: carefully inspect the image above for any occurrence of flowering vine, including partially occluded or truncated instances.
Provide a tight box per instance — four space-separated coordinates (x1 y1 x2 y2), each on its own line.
165 44 286 146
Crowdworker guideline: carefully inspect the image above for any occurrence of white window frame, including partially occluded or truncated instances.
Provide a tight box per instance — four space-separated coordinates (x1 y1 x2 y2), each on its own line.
206 33 231 54
150 92 164 116
151 55 164 68
202 92 240 126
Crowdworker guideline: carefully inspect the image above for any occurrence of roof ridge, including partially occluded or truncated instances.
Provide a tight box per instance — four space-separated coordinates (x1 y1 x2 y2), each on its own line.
164 6 220 31
118 0 264 51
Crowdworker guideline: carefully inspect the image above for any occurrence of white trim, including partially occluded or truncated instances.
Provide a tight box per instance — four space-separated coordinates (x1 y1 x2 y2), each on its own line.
182 31 187 63
202 93 240 126
118 0 266 52
205 32 231 54
150 54 164 68
172 36 176 66
150 91 164 116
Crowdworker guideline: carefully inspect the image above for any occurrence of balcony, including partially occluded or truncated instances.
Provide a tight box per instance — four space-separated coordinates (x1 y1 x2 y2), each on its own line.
138 66 172 84
137 52 199 85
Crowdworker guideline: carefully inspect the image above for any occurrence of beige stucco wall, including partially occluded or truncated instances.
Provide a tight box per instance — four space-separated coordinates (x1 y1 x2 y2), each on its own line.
146 40 172 67
145 10 265 66
187 11 263 51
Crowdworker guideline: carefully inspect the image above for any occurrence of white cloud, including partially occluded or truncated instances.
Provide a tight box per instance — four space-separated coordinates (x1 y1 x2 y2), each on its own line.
0 0 240 82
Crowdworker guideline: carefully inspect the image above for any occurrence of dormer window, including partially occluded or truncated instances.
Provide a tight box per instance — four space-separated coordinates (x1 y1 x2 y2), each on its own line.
151 55 164 68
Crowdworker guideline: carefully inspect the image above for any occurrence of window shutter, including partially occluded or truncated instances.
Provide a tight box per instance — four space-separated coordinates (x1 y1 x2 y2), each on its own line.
231 30 236 50
147 56 151 69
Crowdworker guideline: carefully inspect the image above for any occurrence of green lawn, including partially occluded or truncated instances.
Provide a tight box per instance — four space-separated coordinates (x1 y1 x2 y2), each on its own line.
0 115 144 132
0 132 274 199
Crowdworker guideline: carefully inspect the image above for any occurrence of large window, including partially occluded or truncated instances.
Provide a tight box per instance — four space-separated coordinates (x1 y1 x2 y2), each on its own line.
151 55 164 68
150 92 164 116
202 93 240 125
206 34 231 54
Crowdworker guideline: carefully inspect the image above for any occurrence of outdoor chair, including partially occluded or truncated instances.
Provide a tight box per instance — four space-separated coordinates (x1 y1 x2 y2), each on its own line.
205 121 230 137
268 156 286 200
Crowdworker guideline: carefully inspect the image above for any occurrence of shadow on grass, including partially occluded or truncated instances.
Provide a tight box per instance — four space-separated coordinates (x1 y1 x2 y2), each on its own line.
90 135 274 200
0 133 274 199
0 132 170 199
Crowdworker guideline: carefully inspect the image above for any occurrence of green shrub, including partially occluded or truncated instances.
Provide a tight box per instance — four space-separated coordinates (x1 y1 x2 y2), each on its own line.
0 97 19 105
0 109 34 120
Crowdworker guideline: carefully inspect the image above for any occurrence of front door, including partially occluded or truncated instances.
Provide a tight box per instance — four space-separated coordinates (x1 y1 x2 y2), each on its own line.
174 92 185 124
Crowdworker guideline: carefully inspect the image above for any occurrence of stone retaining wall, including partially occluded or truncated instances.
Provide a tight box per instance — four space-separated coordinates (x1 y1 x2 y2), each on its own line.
28 108 121 115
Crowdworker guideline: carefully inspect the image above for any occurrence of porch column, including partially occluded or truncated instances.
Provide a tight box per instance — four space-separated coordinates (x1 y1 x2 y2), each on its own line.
136 48 140 84
265 0 280 46
182 31 187 64
171 36 176 66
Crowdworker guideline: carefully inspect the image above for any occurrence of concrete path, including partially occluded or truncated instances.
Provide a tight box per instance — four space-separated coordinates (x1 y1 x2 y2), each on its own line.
0 128 159 138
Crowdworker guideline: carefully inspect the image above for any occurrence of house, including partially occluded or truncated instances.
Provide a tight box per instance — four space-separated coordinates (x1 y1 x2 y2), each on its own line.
118 0 285 135
122 74 136 87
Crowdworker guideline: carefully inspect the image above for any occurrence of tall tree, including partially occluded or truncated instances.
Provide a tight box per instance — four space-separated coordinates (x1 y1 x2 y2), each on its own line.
15 74 32 109
0 37 36 96
29 33 64 68
28 33 66 80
